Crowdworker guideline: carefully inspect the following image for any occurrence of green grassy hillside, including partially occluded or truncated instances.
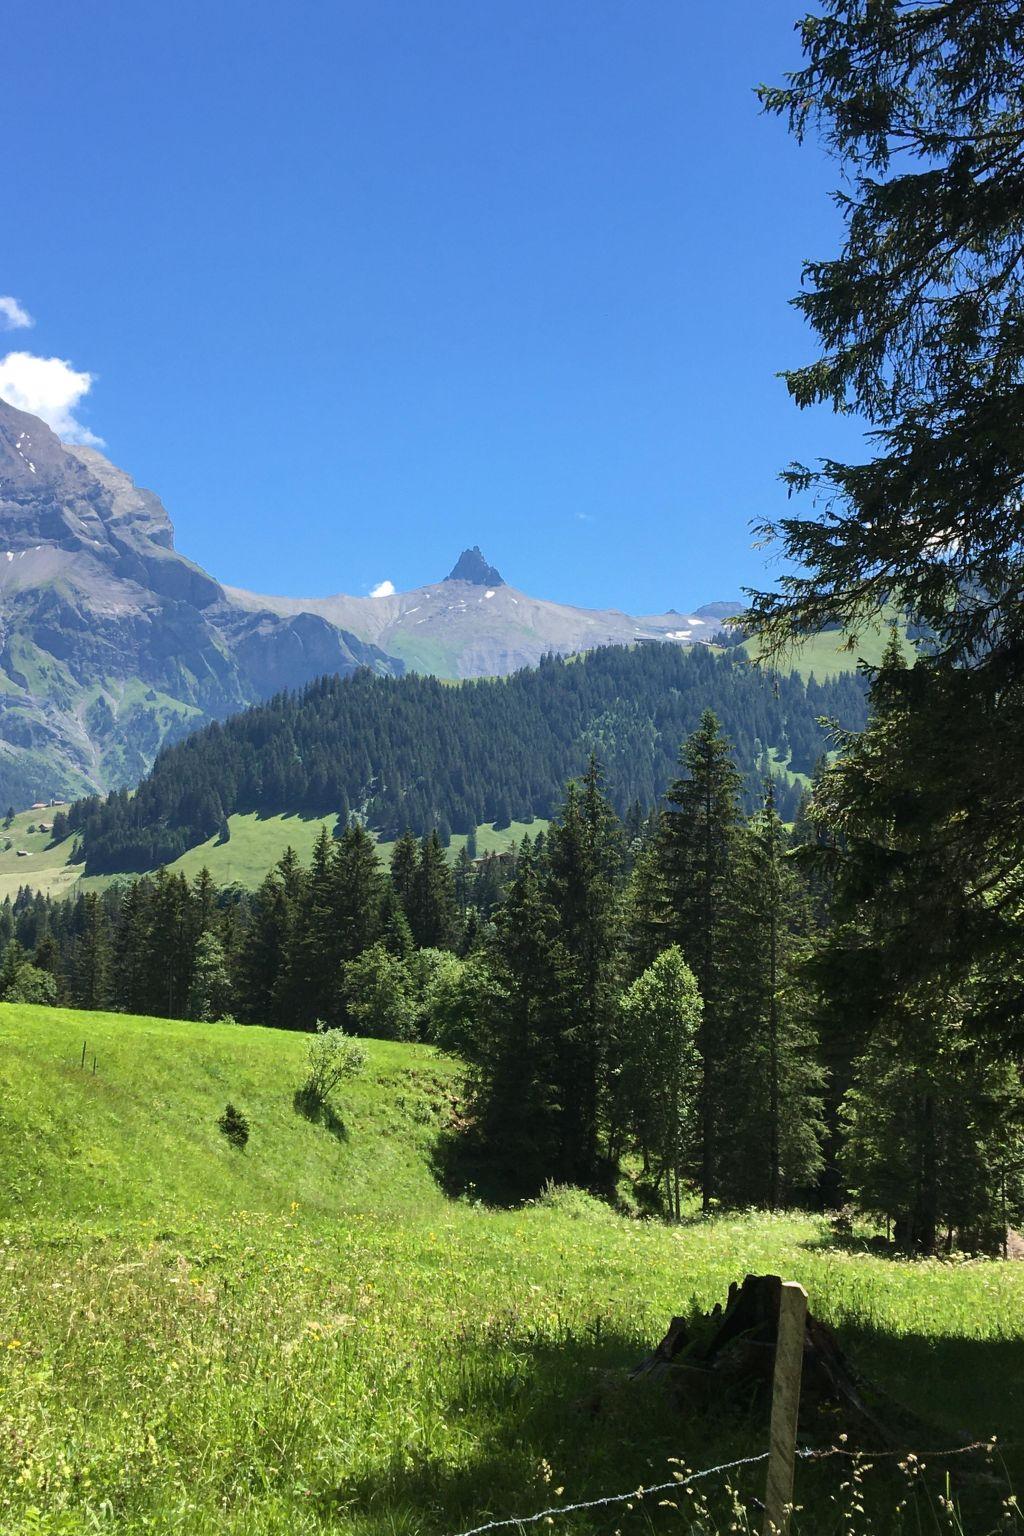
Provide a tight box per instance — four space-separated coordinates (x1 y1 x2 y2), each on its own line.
0 810 83 902
739 611 918 679
0 1005 453 1223
0 810 547 903
0 1004 1021 1535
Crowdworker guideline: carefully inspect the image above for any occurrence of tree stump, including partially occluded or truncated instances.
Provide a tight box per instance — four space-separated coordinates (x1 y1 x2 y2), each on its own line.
630 1273 911 1448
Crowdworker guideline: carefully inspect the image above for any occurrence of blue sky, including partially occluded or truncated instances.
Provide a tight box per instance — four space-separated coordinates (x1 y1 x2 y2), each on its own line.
3 0 859 613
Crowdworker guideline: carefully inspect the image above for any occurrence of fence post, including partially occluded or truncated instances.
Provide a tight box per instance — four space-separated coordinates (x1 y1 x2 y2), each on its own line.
762 1280 807 1536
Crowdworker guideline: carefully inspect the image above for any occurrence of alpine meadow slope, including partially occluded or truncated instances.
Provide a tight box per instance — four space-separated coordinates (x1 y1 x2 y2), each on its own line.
0 1002 1021 1536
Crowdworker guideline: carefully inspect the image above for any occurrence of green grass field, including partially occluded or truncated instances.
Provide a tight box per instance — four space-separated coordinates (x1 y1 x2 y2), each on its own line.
0 812 548 903
0 811 98 903
739 611 918 680
0 1004 1021 1535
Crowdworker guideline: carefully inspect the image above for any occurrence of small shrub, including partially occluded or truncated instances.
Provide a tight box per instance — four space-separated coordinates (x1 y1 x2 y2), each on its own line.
303 1022 367 1111
218 1103 249 1150
536 1182 619 1224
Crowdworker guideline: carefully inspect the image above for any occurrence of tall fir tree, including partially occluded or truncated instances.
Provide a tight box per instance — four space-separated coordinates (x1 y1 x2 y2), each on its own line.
390 830 419 920
719 783 824 1209
113 880 151 1015
472 845 567 1195
747 2 1024 1057
237 872 291 1026
333 822 386 965
658 710 744 1209
144 870 194 1018
544 757 624 1186
409 832 459 951
71 892 111 1011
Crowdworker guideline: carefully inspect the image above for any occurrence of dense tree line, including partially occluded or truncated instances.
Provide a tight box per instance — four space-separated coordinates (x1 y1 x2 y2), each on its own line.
452 732 826 1209
6 701 1020 1248
0 829 515 1032
60 644 867 874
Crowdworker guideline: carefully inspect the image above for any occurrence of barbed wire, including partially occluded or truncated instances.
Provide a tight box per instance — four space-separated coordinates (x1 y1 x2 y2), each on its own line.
802 1440 996 1463
448 1451 770 1536
447 1440 998 1536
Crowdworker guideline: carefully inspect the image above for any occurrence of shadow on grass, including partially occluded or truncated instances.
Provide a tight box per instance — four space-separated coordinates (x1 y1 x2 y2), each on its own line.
800 1226 901 1258
429 1125 630 1212
311 1314 1024 1536
800 1226 1012 1262
292 1085 348 1140
428 1123 536 1206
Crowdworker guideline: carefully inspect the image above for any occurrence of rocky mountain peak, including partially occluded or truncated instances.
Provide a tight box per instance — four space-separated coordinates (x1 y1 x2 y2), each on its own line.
446 546 504 586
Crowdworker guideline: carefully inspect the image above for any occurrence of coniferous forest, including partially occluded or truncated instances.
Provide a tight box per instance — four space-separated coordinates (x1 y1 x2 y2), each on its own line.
6 694 1022 1250
59 643 866 873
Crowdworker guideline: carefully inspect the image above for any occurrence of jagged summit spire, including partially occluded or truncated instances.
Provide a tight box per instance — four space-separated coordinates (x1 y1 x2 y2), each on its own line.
445 546 504 586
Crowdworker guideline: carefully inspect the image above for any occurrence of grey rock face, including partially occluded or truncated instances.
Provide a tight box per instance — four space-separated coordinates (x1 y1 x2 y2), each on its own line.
446 546 504 586
0 399 400 806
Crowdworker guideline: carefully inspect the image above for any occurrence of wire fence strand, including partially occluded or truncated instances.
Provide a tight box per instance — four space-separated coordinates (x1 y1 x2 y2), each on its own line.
448 1452 771 1536
447 1440 998 1536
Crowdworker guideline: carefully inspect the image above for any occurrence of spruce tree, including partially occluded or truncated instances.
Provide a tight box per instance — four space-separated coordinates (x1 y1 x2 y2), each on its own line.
379 879 414 958
237 873 291 1026
544 758 624 1186
720 784 824 1209
747 3 1024 1056
113 880 151 1015
72 892 111 1011
390 830 419 920
473 845 567 1195
842 999 1024 1254
658 710 743 1209
332 822 386 964
144 870 194 1018
409 832 459 951
289 828 335 1025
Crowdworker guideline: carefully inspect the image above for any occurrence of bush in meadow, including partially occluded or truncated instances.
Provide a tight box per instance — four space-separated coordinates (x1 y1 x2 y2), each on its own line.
218 1102 250 1149
302 1021 367 1113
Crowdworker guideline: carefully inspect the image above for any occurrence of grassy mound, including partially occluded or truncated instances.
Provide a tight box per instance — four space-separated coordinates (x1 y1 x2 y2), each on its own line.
0 1005 1021 1535
0 1005 455 1223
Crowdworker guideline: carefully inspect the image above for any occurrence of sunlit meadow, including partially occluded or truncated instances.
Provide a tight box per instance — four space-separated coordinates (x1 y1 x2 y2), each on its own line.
0 1005 1021 1535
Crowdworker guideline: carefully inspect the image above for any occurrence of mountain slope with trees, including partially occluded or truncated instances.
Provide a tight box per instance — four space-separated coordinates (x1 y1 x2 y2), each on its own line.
0 399 399 809
62 642 868 874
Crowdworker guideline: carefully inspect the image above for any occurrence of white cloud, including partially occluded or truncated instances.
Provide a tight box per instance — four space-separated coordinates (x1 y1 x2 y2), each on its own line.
0 351 103 445
369 579 396 598
0 296 33 331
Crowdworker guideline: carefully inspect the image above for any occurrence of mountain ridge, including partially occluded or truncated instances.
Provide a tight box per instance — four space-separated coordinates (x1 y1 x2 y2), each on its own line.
224 554 740 680
0 396 739 806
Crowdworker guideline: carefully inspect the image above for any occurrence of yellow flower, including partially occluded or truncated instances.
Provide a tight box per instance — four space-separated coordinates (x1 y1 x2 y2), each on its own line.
7 1339 22 1349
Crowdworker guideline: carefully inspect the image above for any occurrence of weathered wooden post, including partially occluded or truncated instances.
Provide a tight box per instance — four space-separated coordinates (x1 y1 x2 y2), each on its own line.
762 1280 807 1536
80 1040 87 1070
